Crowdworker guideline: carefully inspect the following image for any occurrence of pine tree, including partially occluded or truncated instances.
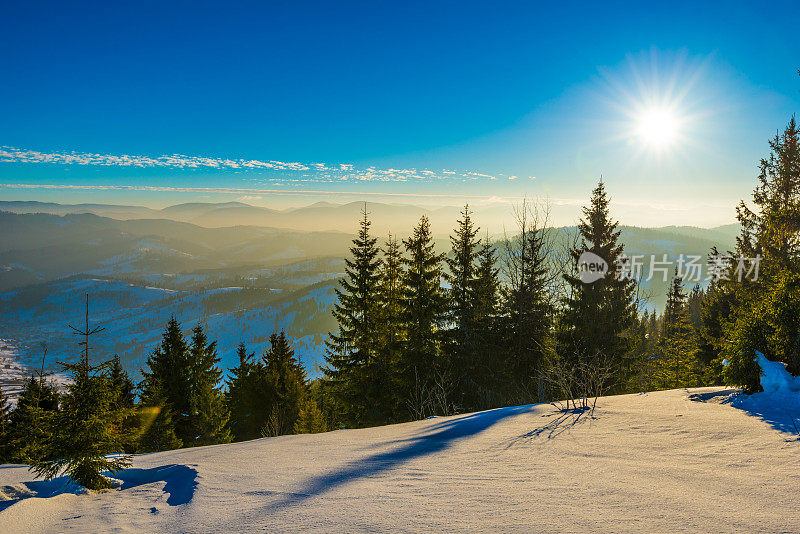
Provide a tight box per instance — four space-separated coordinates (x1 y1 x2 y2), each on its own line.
262 332 306 437
226 343 261 441
498 203 554 404
373 234 405 423
401 215 447 414
0 386 12 463
108 355 137 452
140 317 192 448
654 271 700 389
470 236 501 408
8 374 60 463
30 296 131 490
323 206 382 426
32 357 131 489
294 397 327 434
722 117 800 391
137 400 182 453
187 324 231 446
556 180 637 394
444 205 482 408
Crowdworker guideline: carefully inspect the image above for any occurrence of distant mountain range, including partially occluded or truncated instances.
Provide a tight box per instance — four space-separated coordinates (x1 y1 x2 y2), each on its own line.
0 199 742 238
0 211 353 291
0 205 740 294
0 202 741 380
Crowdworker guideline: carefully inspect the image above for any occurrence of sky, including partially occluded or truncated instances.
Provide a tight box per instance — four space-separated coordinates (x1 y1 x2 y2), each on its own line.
1 1 799 226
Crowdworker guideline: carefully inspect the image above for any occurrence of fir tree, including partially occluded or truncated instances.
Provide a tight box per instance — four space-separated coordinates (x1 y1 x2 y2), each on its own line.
372 233 405 423
262 332 306 437
323 206 382 426
0 386 12 463
294 397 327 434
498 203 553 404
108 355 137 452
401 215 447 413
470 236 501 408
556 180 637 394
30 296 131 490
140 317 192 447
444 205 482 408
723 117 800 390
654 271 700 389
187 324 232 446
8 374 60 463
226 343 261 441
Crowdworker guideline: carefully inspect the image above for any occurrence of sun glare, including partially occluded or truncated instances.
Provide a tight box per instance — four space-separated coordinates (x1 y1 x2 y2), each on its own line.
636 107 679 148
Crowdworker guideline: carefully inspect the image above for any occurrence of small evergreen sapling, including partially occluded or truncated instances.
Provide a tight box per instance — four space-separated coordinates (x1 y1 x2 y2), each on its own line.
30 295 131 490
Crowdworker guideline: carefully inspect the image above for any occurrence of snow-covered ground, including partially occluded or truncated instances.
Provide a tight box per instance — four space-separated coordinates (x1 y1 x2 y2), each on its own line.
1 387 799 533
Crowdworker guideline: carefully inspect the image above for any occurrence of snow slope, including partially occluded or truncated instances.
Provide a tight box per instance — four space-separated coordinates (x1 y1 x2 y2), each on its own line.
1 387 799 533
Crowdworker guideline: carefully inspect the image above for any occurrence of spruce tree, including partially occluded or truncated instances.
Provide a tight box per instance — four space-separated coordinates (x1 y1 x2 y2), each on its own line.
140 317 192 447
323 207 382 426
723 117 800 390
32 357 131 489
294 397 327 434
0 386 12 463
556 180 637 394
697 266 736 384
400 215 447 412
108 355 137 452
187 324 232 446
736 116 800 275
8 374 60 463
444 205 482 408
373 234 405 423
262 332 306 437
30 297 131 490
137 400 182 453
109 355 135 409
655 271 700 388
226 343 261 441
499 204 554 404
470 236 501 408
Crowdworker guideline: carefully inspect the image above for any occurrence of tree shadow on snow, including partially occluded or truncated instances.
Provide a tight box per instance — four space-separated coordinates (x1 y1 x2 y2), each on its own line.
501 406 591 449
0 463 198 512
264 404 533 509
117 464 198 506
690 389 800 437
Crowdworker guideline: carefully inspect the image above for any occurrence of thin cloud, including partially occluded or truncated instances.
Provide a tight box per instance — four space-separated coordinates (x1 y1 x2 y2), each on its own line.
0 146 512 185
0 182 532 202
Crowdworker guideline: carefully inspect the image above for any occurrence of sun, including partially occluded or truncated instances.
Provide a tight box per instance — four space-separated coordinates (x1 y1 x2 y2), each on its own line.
636 107 679 148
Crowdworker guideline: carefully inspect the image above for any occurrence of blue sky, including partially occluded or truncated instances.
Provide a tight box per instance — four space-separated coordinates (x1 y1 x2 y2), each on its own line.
1 1 799 225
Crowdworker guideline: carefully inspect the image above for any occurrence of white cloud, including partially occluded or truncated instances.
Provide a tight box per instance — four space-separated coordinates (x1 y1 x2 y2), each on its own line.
0 146 523 186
